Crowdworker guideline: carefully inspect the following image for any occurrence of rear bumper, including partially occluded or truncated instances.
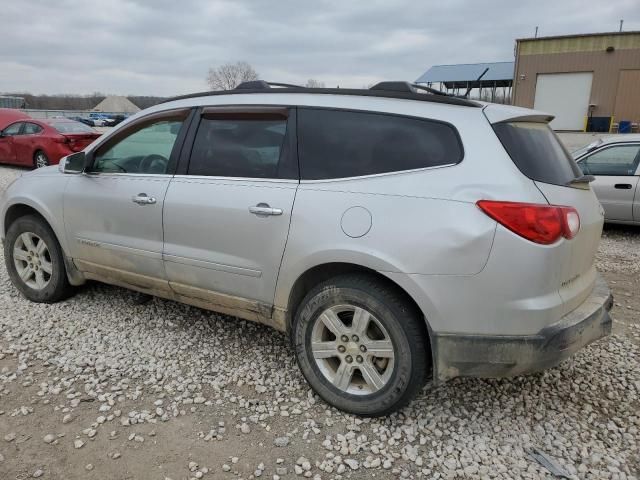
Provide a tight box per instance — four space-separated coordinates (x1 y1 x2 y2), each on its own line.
432 275 613 382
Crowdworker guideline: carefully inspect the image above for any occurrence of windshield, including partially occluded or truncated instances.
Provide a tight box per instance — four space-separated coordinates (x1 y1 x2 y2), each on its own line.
572 139 603 159
48 120 94 134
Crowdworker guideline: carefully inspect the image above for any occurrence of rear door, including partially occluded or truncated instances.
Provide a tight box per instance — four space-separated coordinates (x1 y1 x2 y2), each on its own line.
577 144 640 221
0 122 24 164
162 106 298 313
12 122 44 166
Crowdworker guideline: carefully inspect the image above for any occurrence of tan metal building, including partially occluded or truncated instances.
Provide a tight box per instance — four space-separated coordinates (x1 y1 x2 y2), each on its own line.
512 31 640 131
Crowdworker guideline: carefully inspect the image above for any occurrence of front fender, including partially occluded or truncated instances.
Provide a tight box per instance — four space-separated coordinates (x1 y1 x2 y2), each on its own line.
1 175 70 255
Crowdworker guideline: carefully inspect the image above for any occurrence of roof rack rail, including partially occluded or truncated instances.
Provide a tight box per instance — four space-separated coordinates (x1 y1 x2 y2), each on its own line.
370 81 451 97
161 82 481 108
235 80 304 90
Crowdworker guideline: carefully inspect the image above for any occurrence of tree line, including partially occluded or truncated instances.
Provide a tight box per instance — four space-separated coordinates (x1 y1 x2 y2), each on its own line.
0 93 167 110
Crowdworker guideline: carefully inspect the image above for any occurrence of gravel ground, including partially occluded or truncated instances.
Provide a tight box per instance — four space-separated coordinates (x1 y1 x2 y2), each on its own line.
0 165 638 480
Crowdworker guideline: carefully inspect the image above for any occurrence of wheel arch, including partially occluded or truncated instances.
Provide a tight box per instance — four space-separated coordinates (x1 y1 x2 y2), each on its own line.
283 262 434 346
3 201 84 286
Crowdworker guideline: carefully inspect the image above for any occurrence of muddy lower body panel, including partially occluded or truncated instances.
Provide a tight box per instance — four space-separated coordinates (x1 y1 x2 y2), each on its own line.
432 275 613 382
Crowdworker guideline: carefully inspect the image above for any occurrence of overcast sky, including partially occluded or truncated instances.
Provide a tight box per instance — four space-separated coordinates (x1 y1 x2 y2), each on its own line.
1 0 638 97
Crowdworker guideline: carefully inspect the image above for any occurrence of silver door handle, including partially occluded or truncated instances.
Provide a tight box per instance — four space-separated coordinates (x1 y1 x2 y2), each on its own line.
132 194 156 205
249 204 283 216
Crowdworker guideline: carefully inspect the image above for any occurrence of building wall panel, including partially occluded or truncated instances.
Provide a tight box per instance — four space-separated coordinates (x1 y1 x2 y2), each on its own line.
614 70 640 122
513 48 640 121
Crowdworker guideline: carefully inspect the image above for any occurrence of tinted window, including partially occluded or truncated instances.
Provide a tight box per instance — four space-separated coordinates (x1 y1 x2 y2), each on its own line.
92 119 184 174
23 123 43 135
579 145 640 176
3 122 24 136
48 120 94 133
493 122 582 186
298 109 462 180
188 118 288 178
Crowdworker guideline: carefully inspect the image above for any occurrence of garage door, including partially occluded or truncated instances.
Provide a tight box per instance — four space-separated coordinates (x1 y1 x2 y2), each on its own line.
534 72 593 131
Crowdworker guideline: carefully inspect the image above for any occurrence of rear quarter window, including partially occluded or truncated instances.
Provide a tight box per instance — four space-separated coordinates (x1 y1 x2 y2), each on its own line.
493 121 582 186
298 108 463 180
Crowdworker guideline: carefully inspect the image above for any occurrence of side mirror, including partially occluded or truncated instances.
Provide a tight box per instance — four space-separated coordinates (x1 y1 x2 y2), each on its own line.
58 151 86 174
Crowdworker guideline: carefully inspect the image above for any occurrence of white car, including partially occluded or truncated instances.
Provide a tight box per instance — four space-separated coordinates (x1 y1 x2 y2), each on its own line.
573 134 640 224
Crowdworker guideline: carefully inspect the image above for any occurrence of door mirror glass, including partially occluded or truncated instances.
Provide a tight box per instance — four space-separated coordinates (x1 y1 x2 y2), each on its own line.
59 152 86 174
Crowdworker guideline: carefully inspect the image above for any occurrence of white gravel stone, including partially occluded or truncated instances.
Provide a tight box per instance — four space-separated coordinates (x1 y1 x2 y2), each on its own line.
274 436 289 447
32 469 44 478
73 439 84 449
43 434 56 444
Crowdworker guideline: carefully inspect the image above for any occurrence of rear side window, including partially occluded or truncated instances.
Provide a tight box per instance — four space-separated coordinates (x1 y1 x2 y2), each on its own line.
493 122 581 186
23 123 43 134
298 108 463 180
188 115 290 179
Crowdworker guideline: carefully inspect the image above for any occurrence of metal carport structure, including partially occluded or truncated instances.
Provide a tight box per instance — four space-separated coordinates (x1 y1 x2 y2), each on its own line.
415 61 514 102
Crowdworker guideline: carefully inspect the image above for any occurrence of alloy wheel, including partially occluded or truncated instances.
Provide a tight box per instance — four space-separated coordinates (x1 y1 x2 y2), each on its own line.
310 304 395 395
35 152 48 168
13 232 52 290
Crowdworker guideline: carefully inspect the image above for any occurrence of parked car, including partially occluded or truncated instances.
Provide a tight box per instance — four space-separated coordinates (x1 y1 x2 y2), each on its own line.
103 114 127 127
89 112 111 127
67 116 96 127
0 118 101 168
0 81 612 416
573 135 640 224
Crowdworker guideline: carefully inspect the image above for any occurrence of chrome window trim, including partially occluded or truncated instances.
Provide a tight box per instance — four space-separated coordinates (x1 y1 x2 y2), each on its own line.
82 172 173 179
298 162 459 184
171 174 299 184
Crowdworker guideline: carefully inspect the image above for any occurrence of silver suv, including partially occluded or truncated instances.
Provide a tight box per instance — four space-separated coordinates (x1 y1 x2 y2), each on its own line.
0 81 613 416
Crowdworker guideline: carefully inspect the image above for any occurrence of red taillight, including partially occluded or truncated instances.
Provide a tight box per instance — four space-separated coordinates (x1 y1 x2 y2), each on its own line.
477 200 580 245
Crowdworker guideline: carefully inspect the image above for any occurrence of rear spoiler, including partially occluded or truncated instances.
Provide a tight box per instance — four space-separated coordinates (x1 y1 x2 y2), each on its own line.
482 104 554 125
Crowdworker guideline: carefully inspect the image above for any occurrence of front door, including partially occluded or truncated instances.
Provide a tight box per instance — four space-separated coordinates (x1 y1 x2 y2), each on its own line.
63 109 192 291
578 144 640 221
0 122 24 164
162 106 298 317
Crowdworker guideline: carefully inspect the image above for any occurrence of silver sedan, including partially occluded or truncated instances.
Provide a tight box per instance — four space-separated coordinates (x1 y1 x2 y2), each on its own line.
573 134 640 224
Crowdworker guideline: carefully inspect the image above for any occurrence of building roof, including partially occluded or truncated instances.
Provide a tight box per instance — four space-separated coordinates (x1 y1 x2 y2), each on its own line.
93 96 140 113
516 30 640 42
415 62 514 89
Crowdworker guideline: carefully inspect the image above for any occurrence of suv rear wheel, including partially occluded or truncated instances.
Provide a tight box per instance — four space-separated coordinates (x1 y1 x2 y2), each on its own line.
4 215 72 302
292 274 429 416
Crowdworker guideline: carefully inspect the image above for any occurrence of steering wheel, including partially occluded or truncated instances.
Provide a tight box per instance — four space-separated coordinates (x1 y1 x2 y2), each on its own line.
139 154 168 174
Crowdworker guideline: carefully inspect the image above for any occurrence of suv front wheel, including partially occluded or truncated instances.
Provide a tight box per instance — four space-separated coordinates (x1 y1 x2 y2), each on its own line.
292 274 429 416
4 215 72 303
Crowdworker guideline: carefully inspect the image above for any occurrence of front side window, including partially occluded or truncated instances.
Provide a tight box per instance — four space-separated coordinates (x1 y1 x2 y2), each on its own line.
3 122 24 136
23 123 43 135
91 118 184 174
298 108 463 180
188 115 289 178
579 145 640 176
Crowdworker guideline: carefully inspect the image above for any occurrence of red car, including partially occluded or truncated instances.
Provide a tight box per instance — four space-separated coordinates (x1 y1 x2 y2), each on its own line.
0 111 101 168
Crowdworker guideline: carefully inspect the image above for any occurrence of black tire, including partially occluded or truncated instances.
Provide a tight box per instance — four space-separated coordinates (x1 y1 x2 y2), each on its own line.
34 150 49 168
4 215 73 303
292 274 430 416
